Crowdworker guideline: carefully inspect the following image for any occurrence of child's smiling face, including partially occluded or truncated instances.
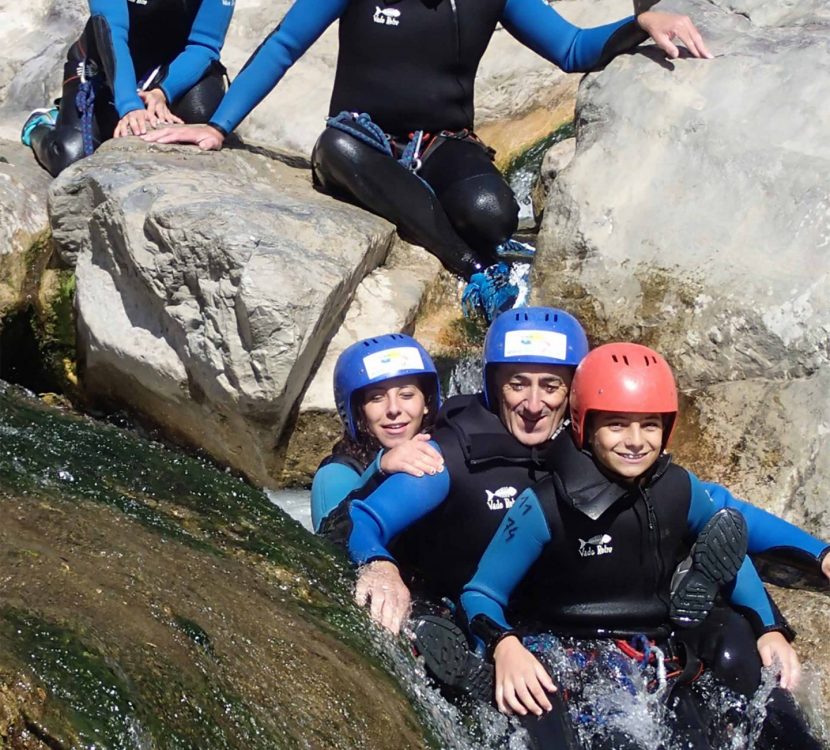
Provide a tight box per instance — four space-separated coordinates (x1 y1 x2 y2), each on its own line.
589 411 665 481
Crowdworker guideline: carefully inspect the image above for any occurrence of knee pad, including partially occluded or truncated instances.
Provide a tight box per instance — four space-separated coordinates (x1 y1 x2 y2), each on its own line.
439 175 519 250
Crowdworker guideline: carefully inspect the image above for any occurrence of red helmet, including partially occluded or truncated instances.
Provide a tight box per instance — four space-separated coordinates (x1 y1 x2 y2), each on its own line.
570 343 678 450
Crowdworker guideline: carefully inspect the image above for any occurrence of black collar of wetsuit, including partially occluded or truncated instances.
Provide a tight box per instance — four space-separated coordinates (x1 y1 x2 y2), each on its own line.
547 436 674 521
436 393 550 468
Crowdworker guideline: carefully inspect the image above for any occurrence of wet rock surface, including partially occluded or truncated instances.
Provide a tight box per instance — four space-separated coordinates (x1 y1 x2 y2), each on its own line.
0 382 432 749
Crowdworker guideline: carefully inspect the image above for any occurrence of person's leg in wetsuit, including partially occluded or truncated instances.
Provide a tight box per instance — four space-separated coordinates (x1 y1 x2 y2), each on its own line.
28 21 226 177
312 124 507 280
311 121 521 320
677 607 824 750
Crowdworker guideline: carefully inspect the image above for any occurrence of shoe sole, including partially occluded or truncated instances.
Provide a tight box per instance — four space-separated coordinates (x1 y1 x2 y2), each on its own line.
671 509 748 628
412 615 494 702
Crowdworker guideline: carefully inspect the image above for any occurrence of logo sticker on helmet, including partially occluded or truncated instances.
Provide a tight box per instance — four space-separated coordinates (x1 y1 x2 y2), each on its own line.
503 330 567 360
363 347 425 380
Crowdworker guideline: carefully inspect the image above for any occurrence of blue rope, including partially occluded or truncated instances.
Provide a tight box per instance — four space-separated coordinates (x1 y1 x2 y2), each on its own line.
326 111 425 173
75 80 96 157
327 111 392 156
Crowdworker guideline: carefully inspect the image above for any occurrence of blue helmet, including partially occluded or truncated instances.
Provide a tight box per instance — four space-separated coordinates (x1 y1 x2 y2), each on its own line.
333 333 441 440
482 307 589 409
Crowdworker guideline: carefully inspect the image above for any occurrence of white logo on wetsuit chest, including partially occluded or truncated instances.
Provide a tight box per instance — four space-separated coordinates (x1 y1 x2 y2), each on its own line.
373 6 401 25
578 534 614 557
486 486 517 511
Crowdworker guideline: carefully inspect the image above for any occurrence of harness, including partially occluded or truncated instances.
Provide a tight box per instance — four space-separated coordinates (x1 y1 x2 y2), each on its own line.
326 110 492 178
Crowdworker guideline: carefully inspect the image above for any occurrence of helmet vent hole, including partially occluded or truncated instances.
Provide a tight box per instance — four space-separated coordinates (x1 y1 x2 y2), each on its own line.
611 354 619 363
622 355 630 366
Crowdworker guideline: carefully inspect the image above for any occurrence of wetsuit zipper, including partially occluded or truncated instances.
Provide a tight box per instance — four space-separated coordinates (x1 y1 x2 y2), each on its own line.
641 488 667 608
448 0 467 125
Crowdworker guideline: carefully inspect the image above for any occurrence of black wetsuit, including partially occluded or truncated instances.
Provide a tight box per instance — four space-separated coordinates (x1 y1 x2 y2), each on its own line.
30 0 234 176
206 0 649 278
394 393 553 600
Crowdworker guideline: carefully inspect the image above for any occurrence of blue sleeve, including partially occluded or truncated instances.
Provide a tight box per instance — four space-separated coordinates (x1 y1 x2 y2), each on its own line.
728 556 778 631
160 0 235 104
88 0 143 116
346 467 450 565
311 452 386 531
501 0 643 74
208 0 347 134
311 462 361 532
696 478 829 562
460 488 552 640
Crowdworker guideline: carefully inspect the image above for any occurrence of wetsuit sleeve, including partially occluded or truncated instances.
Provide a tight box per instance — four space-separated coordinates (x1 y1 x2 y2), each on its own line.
88 0 144 116
311 452 386 531
160 0 234 105
460 488 552 652
207 0 348 134
695 478 830 579
500 0 648 74
311 462 361 532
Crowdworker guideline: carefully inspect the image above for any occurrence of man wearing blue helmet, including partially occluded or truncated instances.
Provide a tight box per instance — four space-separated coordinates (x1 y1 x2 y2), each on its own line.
319 307 591 632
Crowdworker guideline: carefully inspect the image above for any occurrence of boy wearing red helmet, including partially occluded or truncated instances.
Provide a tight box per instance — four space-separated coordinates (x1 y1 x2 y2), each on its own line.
460 343 830 749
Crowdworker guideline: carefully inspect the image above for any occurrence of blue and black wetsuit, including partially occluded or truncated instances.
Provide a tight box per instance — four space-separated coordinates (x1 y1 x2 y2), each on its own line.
206 0 650 278
460 438 829 748
30 0 234 176
311 452 385 532
319 393 551 600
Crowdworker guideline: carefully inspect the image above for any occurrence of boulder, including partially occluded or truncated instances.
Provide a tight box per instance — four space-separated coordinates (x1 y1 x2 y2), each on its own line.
49 137 402 487
0 140 52 320
533 0 830 387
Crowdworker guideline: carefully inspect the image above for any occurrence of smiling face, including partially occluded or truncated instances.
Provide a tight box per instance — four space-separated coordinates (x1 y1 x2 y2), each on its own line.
494 364 573 446
588 411 664 481
359 376 428 449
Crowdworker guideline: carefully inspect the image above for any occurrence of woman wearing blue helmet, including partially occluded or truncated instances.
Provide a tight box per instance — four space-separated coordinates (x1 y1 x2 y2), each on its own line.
311 333 443 533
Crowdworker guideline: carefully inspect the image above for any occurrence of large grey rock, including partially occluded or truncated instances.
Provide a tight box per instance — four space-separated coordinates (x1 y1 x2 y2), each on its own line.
534 0 830 388
49 137 400 486
0 139 52 318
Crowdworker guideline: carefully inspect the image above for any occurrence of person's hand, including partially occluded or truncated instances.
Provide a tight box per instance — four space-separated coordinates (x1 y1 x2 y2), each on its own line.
141 124 226 151
757 631 801 690
354 560 411 634
493 635 556 716
636 11 713 60
114 108 155 138
821 552 830 583
380 434 444 477
138 88 183 128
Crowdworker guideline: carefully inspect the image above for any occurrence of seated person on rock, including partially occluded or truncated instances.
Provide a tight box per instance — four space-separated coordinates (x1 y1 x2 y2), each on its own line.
459 343 830 749
143 0 711 322
21 0 234 177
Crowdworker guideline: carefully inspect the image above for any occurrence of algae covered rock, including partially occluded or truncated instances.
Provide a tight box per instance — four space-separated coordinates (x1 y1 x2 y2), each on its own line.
0 382 435 749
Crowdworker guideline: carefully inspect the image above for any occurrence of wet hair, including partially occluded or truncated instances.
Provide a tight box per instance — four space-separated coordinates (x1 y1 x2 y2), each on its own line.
330 375 439 471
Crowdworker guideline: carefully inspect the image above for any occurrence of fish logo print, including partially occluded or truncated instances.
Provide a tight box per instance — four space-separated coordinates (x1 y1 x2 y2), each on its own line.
373 6 401 25
578 533 614 558
485 486 517 510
